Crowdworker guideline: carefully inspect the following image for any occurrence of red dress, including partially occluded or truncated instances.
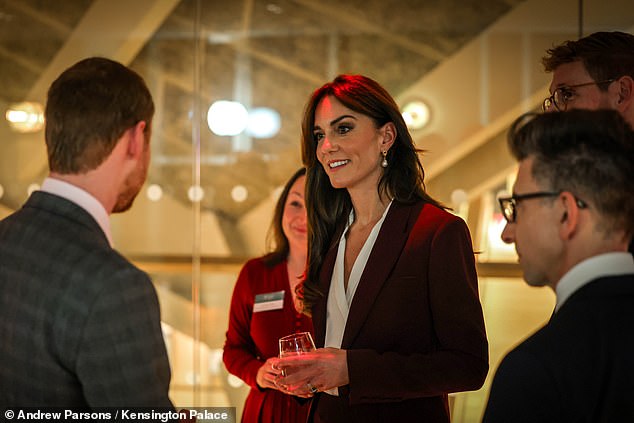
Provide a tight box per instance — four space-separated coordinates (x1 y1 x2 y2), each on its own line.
223 257 314 423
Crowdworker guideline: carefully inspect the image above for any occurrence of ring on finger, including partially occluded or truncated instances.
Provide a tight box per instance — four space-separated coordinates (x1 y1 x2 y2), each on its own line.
307 383 319 394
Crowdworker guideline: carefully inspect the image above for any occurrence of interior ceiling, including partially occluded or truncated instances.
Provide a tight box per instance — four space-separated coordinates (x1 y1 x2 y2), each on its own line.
0 0 526 223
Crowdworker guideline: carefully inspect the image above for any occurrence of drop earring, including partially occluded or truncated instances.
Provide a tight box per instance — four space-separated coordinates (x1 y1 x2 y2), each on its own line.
381 150 388 168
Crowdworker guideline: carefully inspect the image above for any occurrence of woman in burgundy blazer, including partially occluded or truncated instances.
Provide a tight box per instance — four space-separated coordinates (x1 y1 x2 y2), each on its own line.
275 75 488 422
223 168 314 423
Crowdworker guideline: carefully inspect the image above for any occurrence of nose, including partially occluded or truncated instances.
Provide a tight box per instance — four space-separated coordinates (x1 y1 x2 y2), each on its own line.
500 222 515 244
319 135 337 154
298 209 307 225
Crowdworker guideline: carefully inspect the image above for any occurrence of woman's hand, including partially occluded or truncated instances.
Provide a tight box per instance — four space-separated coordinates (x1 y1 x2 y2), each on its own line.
276 348 349 396
256 357 284 390
255 357 315 398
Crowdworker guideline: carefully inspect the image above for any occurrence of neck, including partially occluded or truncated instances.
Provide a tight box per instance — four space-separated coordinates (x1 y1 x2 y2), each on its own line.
287 252 306 268
287 249 307 281
49 172 115 214
622 107 634 129
552 229 630 289
349 190 390 227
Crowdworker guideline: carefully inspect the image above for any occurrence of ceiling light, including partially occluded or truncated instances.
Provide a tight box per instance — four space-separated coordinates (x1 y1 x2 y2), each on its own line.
207 101 248 136
231 185 248 203
146 184 163 202
402 100 431 130
246 107 281 139
5 102 44 133
188 185 205 202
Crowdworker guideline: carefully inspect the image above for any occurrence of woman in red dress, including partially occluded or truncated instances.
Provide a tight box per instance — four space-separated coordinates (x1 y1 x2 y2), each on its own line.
224 168 314 422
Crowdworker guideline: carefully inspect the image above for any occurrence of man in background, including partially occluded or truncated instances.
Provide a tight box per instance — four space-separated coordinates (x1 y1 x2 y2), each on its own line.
483 110 634 422
542 31 634 124
0 57 173 408
542 30 633 254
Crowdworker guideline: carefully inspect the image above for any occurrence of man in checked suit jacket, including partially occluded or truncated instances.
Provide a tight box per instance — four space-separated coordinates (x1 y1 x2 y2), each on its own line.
0 57 173 409
483 110 634 422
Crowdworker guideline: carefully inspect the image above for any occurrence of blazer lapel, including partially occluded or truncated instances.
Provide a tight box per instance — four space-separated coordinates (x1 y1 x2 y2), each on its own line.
341 201 422 348
313 242 338 348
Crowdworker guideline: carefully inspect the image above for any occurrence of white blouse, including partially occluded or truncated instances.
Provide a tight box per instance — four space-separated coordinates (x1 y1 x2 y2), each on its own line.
323 201 392 395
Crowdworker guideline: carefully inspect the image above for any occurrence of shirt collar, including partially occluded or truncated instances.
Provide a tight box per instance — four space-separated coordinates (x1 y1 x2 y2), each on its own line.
555 252 634 311
40 177 113 247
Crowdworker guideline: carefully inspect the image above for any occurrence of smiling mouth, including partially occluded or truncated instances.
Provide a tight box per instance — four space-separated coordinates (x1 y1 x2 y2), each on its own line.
329 160 349 169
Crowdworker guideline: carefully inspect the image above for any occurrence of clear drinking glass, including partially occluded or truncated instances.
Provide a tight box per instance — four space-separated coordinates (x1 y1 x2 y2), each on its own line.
278 331 316 357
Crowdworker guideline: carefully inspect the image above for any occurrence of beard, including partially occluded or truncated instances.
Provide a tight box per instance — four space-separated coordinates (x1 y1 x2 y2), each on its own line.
112 149 149 214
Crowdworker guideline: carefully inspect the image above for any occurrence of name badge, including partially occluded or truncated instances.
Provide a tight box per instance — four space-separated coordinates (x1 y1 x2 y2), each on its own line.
253 290 285 312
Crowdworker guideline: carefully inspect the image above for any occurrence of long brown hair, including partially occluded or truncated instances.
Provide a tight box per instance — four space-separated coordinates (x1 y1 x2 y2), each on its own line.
300 74 443 313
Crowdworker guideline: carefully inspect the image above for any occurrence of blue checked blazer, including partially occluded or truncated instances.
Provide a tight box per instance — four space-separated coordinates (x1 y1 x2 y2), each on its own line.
0 191 173 408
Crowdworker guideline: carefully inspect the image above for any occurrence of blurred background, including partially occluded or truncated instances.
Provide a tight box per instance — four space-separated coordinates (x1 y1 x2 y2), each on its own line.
0 0 632 420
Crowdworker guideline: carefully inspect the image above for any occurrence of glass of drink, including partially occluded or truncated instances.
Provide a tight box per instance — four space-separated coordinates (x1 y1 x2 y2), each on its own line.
278 331 315 357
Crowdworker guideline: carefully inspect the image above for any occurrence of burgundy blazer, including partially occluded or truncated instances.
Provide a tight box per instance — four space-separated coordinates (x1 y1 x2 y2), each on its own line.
309 200 488 423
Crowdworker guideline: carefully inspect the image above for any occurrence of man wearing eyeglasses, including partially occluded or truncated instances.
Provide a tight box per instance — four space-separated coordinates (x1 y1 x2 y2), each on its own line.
482 110 634 422
541 31 634 122
541 31 634 256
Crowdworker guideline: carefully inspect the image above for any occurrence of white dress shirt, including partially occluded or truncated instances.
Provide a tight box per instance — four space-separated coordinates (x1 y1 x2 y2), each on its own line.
324 201 392 395
555 252 634 312
40 177 113 247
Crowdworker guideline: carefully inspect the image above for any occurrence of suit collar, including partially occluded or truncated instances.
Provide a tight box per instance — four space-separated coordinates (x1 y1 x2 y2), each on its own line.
41 177 113 247
555 252 634 312
24 191 111 248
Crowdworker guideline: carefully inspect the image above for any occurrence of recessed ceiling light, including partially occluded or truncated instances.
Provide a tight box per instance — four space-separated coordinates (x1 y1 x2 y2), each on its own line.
5 102 44 133
146 184 163 202
231 185 248 203
207 101 248 136
188 185 205 202
246 107 281 139
401 100 431 130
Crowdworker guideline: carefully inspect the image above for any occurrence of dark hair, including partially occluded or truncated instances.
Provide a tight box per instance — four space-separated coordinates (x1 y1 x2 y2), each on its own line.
508 109 634 237
300 74 442 312
45 57 154 173
262 167 307 267
542 31 634 88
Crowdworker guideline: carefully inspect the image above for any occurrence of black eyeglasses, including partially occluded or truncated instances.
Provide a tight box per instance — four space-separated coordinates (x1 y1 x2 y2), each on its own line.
498 191 588 223
542 79 615 112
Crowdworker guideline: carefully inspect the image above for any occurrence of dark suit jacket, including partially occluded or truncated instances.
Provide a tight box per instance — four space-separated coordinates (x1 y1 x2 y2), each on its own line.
483 274 634 423
0 191 173 408
310 200 488 423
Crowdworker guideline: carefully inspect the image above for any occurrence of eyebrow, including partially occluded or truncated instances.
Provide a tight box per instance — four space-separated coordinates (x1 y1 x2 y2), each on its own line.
288 191 304 199
555 82 578 90
313 114 357 130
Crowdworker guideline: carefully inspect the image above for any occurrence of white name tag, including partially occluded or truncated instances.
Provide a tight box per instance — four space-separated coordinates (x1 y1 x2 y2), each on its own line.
253 290 285 312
